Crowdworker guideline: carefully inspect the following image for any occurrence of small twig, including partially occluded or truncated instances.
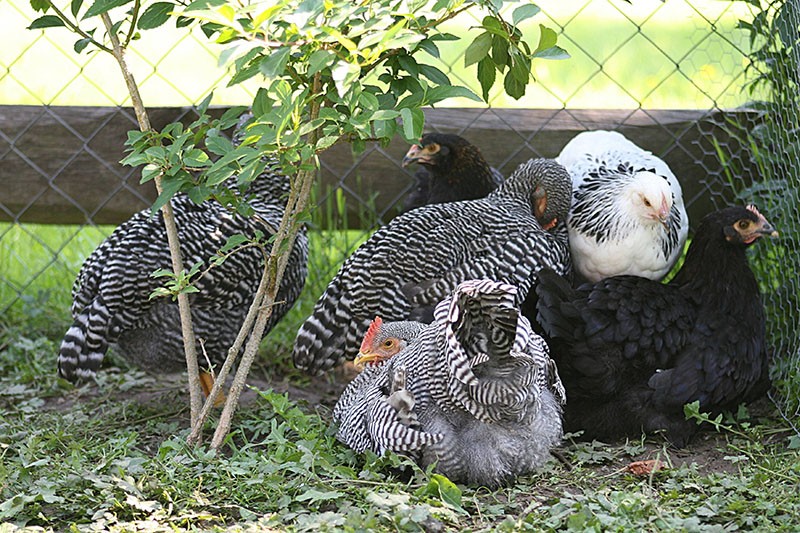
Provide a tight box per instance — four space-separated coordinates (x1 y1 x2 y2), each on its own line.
46 3 112 54
124 0 143 49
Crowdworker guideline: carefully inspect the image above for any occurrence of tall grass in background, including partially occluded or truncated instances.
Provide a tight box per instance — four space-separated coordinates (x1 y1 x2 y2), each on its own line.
0 1 754 108
0 223 111 335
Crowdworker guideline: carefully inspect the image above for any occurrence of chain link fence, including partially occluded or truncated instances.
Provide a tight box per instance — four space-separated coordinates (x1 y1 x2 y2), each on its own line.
1 0 797 414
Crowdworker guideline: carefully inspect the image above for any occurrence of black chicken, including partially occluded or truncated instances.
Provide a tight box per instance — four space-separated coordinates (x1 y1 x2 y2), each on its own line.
535 205 777 446
401 133 503 211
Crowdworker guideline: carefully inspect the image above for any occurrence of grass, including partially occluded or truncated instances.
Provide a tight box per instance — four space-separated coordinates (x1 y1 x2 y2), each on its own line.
0 324 798 530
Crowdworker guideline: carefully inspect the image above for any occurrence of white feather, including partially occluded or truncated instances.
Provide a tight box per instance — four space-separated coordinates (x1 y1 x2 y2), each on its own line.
558 130 689 282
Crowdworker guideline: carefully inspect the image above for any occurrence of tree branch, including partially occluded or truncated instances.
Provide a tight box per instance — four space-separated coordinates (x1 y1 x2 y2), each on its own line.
47 2 112 54
100 12 204 427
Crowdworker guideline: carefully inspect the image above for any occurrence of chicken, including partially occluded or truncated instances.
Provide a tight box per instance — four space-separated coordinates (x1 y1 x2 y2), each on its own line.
57 118 308 383
292 157 573 375
558 130 689 282
401 133 503 212
334 279 566 487
534 205 778 446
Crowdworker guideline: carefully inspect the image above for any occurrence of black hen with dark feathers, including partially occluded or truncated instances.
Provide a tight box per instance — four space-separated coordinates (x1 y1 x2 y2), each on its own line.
401 133 503 211
535 205 778 446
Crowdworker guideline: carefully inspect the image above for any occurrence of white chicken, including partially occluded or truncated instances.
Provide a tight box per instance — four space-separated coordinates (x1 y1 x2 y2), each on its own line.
558 130 689 282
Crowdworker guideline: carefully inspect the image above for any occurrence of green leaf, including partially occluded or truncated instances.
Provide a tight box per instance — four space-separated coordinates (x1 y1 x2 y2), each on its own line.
418 64 450 86
315 135 339 151
477 56 496 101
137 2 174 30
185 0 226 11
28 15 65 29
397 54 420 79
371 110 400 121
512 4 541 26
260 47 291 79
464 31 492 67
74 37 92 53
426 85 482 105
70 0 83 16
481 15 507 37
491 34 509 67
532 45 570 60
307 49 334 75
503 70 526 100
252 87 273 117
399 108 424 141
219 233 249 253
372 118 396 141
30 0 50 12
534 24 558 54
83 0 133 19
150 176 184 215
415 474 468 515
417 38 440 58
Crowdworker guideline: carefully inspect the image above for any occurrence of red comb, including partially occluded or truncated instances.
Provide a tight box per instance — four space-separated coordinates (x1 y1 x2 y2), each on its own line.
360 316 383 352
745 204 763 220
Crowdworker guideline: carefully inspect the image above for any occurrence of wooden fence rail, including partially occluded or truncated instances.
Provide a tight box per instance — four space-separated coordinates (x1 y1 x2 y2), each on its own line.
0 105 759 227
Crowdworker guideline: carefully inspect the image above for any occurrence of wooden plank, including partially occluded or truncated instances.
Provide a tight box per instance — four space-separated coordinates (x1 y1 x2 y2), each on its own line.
0 105 758 227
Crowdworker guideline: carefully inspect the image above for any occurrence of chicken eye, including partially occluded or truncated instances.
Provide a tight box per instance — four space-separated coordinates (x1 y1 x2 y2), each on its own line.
383 339 395 349
643 198 652 207
738 220 751 230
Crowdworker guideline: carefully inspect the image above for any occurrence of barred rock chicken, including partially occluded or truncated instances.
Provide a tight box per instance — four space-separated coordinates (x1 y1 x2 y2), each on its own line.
535 205 777 446
293 158 573 375
334 279 566 487
57 121 308 384
558 130 689 282
401 133 504 212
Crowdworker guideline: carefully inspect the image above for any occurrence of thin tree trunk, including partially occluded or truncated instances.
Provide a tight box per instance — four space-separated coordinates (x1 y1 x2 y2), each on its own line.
208 74 324 450
100 14 203 426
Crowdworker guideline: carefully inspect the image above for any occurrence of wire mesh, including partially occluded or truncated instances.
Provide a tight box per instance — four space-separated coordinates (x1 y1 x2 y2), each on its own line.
0 0 796 414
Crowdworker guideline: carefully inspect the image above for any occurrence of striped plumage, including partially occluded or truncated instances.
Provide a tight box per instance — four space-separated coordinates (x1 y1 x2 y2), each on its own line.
292 158 573 375
559 130 689 282
57 138 308 381
334 279 565 487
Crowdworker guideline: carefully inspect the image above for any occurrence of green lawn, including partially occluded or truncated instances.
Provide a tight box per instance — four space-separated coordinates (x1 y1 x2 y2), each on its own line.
0 327 798 530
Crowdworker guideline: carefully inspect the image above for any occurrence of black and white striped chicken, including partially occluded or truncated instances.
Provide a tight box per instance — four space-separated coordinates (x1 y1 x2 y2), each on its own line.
401 132 504 212
535 205 777 446
334 279 565 487
57 121 308 383
292 158 573 375
559 130 689 282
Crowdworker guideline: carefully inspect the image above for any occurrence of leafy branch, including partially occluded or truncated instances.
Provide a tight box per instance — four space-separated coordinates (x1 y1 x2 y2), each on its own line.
29 0 569 448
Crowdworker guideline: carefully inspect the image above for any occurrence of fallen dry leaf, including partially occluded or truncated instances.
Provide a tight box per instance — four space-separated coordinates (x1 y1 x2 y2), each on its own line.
625 459 666 476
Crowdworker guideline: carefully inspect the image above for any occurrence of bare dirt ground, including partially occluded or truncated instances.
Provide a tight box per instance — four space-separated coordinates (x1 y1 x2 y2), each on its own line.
43 361 782 481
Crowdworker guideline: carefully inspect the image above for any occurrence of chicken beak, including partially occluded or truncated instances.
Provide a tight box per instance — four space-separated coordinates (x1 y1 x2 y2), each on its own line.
402 142 439 167
353 351 384 369
757 221 779 238
402 144 426 167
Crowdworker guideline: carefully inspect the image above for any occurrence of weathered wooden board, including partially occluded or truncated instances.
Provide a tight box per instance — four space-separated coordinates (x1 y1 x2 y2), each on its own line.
0 105 758 227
